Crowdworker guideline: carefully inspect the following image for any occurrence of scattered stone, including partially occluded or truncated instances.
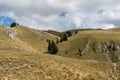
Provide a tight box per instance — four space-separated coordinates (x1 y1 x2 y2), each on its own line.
3 77 8 80
113 63 117 71
28 65 31 68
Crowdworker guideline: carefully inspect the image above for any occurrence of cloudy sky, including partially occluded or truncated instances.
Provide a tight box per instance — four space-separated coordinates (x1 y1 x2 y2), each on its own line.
0 0 120 31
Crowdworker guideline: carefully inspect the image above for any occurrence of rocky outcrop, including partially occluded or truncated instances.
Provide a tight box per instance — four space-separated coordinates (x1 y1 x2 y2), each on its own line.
77 42 90 56
5 30 17 39
0 25 17 39
92 41 120 53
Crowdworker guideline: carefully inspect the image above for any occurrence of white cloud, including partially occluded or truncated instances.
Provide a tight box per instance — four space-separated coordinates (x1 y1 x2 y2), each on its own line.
105 24 115 29
0 0 120 31
72 17 82 28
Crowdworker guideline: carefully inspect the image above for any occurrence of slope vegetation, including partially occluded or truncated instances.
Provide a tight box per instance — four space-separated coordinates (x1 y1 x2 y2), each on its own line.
0 25 119 80
0 51 119 80
58 29 120 62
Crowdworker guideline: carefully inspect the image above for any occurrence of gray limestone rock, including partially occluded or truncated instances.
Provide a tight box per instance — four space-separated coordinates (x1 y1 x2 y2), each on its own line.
0 27 18 39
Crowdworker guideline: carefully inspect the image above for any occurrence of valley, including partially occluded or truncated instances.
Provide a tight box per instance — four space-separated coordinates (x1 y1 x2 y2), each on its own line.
0 25 119 80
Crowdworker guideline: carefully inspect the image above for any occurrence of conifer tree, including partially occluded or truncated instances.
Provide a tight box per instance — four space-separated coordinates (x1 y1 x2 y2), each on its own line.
48 40 52 53
62 34 68 41
51 40 58 54
48 40 58 54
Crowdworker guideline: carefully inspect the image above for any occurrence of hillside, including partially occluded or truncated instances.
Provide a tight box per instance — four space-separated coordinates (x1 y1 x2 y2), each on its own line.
0 25 59 53
14 26 59 53
0 25 119 80
57 29 120 62
0 51 119 80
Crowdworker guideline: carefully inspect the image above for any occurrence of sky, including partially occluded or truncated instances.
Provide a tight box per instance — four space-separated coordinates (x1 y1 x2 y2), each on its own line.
0 0 120 31
0 16 15 27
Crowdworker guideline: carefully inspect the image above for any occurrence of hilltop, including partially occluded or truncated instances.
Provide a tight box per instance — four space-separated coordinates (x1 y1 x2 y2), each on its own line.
0 25 119 80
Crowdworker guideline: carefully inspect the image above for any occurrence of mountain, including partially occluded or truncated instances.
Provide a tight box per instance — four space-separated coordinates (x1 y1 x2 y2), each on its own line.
0 25 119 80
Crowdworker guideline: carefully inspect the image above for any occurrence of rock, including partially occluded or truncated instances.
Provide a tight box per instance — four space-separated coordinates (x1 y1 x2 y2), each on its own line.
106 50 109 54
105 41 111 48
3 77 8 80
113 63 117 71
92 41 120 54
78 49 84 56
118 57 120 61
28 65 31 68
7 30 17 39
0 27 18 39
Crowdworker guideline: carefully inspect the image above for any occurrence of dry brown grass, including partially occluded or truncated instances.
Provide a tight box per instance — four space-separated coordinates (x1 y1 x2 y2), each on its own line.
58 30 120 61
0 26 119 80
0 51 118 80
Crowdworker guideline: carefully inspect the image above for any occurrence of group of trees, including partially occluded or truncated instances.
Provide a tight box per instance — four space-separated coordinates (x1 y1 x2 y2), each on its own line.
60 31 72 42
60 31 78 42
60 33 68 42
48 40 58 54
66 31 72 37
47 30 78 54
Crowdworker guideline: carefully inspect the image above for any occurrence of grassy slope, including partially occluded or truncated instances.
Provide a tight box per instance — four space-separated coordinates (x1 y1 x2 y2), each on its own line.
0 25 59 53
0 51 118 80
13 26 59 53
58 30 120 61
0 26 119 80
45 30 62 37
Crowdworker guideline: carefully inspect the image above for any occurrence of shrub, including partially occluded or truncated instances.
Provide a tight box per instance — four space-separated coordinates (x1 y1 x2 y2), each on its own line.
75 31 78 34
10 22 19 28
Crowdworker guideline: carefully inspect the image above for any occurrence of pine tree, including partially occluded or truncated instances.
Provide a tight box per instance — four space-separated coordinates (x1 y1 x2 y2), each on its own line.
51 40 58 54
48 40 52 53
48 40 58 54
62 34 68 41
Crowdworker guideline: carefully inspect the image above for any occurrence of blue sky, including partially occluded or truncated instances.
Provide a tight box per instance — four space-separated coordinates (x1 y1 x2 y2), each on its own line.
0 0 120 31
0 16 15 27
59 12 67 17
